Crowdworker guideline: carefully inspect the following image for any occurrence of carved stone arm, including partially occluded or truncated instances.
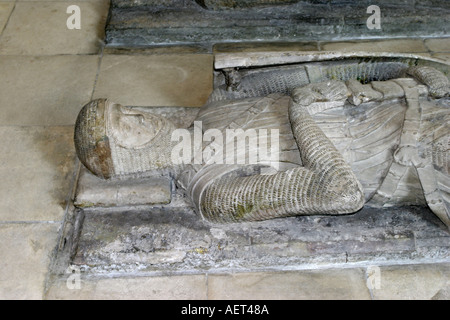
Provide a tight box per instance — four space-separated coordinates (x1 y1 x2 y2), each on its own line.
198 98 364 223
291 80 349 114
407 66 450 98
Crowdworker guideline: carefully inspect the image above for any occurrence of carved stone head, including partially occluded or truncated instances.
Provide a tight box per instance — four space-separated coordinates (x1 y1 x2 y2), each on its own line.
74 99 175 179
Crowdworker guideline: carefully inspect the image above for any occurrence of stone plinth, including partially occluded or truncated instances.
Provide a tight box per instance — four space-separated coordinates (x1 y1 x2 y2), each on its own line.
71 205 449 275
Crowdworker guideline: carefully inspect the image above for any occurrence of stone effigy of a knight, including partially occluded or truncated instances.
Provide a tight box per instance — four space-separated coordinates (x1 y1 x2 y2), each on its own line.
73 53 450 228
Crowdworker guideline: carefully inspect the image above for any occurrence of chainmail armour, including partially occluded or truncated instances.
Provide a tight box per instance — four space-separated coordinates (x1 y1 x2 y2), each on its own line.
75 100 178 180
105 103 177 179
208 60 410 103
407 66 450 98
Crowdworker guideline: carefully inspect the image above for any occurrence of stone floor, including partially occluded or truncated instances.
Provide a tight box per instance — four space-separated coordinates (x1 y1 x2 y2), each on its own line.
0 0 449 300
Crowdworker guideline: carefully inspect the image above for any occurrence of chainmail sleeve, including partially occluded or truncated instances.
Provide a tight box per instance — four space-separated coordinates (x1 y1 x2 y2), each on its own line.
200 98 365 223
407 66 450 98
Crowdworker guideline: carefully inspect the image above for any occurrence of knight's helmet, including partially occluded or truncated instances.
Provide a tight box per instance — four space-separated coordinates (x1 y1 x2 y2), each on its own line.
75 99 178 180
74 99 114 179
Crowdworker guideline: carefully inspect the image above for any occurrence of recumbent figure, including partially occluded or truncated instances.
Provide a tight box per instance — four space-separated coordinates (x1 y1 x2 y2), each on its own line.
74 61 450 227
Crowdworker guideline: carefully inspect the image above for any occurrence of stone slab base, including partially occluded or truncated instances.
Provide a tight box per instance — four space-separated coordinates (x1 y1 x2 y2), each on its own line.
64 204 449 276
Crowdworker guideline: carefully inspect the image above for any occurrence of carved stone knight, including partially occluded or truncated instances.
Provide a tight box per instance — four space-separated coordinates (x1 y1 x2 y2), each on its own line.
74 56 450 227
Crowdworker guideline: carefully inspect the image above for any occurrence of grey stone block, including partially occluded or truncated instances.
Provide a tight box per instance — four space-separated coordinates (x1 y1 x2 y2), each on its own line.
370 80 405 100
67 205 449 275
74 168 172 208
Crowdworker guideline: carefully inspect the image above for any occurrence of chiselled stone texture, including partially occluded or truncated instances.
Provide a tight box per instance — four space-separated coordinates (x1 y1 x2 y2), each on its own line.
196 0 301 10
70 205 449 275
106 0 450 49
74 168 172 208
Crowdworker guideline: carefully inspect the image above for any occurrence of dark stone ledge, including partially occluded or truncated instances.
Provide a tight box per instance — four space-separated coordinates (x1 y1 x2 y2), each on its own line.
106 0 450 50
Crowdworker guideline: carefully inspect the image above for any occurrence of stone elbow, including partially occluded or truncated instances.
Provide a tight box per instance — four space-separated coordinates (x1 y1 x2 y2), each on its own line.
337 182 365 214
325 176 365 214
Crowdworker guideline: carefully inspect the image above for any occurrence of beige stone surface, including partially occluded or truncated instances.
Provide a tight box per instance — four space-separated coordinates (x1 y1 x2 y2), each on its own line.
0 126 76 221
431 53 450 63
0 55 99 126
45 264 450 300
432 285 450 300
424 37 450 53
104 45 211 55
0 2 109 55
0 2 14 34
45 274 208 300
372 263 450 300
93 54 214 107
0 223 60 299
208 269 371 300
214 41 319 53
321 39 428 53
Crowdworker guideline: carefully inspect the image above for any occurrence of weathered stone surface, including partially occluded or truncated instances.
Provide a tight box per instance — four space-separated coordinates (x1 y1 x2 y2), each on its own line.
208 269 371 300
45 274 208 300
0 2 109 55
370 80 405 100
106 0 450 49
346 79 384 105
0 55 99 126
432 285 450 300
0 223 60 299
113 0 186 7
130 106 199 129
0 2 14 35
371 263 450 300
74 168 172 208
197 0 301 10
321 39 429 54
213 51 447 70
425 38 450 53
213 41 318 54
93 54 213 107
0 126 76 221
68 206 449 276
